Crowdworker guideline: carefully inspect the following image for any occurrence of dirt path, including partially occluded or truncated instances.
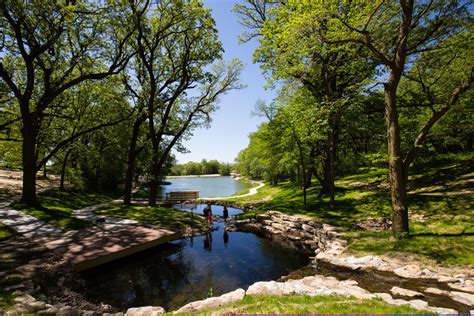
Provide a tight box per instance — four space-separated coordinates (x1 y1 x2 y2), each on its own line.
0 169 60 201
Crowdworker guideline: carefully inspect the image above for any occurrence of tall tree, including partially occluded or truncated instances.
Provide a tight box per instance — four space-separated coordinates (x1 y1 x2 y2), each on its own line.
125 0 243 206
236 0 375 205
322 0 472 235
0 1 135 204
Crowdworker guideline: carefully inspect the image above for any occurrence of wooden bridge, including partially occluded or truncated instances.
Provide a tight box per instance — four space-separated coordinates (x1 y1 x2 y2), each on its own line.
41 225 179 271
165 190 199 202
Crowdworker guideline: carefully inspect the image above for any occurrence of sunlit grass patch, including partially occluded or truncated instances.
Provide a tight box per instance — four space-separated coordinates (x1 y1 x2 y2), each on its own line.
174 294 431 314
95 204 208 231
12 189 117 230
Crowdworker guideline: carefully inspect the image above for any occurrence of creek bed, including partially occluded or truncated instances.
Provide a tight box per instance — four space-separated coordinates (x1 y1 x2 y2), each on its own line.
283 262 472 314
81 204 309 311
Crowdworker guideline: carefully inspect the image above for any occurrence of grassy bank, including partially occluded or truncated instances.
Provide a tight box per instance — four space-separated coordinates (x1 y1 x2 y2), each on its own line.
229 155 473 267
172 294 430 314
12 189 118 230
0 224 16 241
95 204 208 232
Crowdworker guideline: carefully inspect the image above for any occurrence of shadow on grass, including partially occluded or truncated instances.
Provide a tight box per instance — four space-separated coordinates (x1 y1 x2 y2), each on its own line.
11 188 119 230
411 231 474 237
12 203 90 230
95 205 207 231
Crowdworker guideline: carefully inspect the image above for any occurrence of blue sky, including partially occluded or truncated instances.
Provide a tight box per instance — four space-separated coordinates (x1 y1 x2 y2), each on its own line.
173 0 275 164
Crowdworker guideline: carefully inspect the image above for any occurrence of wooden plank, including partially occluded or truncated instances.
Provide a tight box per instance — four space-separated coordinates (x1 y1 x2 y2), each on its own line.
43 225 179 271
166 190 199 201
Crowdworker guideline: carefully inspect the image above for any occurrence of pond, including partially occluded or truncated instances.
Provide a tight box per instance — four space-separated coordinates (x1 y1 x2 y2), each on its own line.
81 204 309 311
159 176 251 198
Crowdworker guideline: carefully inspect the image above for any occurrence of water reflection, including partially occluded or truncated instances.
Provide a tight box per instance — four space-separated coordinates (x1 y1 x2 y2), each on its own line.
82 206 309 311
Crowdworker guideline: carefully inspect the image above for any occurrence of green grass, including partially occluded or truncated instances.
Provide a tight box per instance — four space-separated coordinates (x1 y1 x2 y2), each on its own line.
230 178 259 196
229 156 473 267
12 189 117 230
173 294 431 314
95 204 208 231
0 288 13 312
0 224 16 241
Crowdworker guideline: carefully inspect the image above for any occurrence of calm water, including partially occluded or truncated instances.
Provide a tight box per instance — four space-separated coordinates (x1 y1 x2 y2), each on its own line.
82 205 309 311
160 176 251 198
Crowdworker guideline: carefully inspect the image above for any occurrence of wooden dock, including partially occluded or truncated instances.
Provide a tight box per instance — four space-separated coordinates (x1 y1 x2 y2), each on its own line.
40 225 179 271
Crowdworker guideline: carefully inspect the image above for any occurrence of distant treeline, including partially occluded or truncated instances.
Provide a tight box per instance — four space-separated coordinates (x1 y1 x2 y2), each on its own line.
170 159 234 176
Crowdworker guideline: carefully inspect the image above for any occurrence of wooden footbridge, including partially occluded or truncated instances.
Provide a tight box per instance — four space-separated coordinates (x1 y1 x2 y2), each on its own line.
35 225 179 271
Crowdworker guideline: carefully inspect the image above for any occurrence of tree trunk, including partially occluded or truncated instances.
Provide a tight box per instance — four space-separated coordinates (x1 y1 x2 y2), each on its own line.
148 179 158 206
124 118 142 206
20 119 38 205
327 124 337 207
60 149 71 191
384 82 409 236
320 126 337 206
43 161 47 178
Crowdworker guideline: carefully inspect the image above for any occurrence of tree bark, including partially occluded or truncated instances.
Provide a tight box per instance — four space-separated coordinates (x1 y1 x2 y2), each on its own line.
60 149 71 191
148 178 158 206
384 80 409 236
123 118 143 205
20 116 38 205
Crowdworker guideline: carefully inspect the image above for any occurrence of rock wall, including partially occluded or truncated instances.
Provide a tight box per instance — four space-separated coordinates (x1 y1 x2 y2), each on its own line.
232 211 343 255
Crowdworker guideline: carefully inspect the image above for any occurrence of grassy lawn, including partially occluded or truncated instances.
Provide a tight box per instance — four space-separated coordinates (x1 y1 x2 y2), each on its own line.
229 156 473 267
173 294 431 314
230 178 259 196
95 204 208 232
0 223 17 241
12 189 118 230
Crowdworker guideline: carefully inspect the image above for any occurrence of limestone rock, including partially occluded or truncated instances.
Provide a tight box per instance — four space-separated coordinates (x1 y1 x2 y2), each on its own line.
13 293 36 305
449 291 474 306
407 299 429 310
301 224 315 233
56 306 82 316
393 264 421 278
271 222 286 231
126 306 165 316
37 306 60 314
448 279 474 294
391 286 424 298
424 287 447 295
255 214 270 222
428 306 458 314
175 288 245 313
246 281 294 296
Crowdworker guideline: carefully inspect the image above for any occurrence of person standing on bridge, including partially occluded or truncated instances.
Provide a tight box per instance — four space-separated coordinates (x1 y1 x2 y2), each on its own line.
207 203 213 224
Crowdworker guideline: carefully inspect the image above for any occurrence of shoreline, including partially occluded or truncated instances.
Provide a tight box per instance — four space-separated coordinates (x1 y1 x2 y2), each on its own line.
165 174 223 178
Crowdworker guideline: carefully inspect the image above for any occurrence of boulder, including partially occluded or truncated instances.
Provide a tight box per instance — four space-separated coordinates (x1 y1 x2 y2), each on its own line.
271 222 287 231
449 291 474 306
126 306 165 316
175 288 245 313
246 281 294 296
424 287 446 295
390 286 424 298
56 306 82 316
393 264 421 278
301 224 315 234
448 279 474 294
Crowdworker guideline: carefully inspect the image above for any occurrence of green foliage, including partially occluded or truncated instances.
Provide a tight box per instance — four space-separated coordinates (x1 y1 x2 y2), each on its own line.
231 155 473 266
170 160 234 176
